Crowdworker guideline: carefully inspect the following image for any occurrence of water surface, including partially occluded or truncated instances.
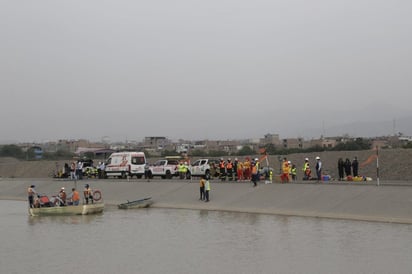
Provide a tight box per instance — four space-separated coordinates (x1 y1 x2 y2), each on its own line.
1 201 412 274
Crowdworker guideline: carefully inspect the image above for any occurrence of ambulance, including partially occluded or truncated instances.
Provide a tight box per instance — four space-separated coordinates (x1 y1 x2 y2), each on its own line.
105 152 146 179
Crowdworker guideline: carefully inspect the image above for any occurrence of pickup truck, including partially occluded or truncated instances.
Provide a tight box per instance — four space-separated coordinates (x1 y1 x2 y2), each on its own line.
187 158 220 179
148 159 179 179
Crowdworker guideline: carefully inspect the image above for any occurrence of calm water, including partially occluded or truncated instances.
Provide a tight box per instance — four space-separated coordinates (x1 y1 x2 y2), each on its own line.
2 200 412 274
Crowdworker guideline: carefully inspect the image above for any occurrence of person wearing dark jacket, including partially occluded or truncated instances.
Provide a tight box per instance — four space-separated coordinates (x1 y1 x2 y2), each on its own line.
352 157 359 177
344 158 352 177
338 158 344 181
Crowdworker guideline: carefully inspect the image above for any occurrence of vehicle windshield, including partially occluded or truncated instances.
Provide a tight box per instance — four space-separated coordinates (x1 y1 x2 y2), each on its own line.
191 160 201 166
154 160 166 166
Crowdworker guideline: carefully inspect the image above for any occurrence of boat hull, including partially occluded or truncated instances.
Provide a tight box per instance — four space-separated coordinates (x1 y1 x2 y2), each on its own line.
29 203 104 216
118 198 153 209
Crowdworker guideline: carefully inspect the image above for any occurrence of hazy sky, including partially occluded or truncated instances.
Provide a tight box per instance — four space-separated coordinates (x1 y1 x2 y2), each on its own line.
1 0 411 143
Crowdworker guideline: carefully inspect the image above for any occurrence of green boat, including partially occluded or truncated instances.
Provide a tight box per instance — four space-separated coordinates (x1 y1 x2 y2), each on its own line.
118 197 153 209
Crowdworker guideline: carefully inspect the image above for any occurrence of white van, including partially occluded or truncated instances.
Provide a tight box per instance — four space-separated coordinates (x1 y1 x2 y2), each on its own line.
105 152 146 179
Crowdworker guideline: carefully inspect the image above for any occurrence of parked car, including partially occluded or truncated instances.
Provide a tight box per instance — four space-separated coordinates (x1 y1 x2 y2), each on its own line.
148 159 179 179
187 159 220 179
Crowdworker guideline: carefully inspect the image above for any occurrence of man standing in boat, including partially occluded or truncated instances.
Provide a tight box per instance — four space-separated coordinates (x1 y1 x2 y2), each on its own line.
69 188 80 206
83 184 93 204
58 187 67 206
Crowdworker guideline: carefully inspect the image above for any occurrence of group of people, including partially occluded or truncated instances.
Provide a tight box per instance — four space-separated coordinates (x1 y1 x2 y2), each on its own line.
200 156 324 184
337 157 359 180
301 156 323 181
214 157 260 182
68 161 106 180
54 160 106 180
199 175 211 202
27 184 94 208
280 156 323 182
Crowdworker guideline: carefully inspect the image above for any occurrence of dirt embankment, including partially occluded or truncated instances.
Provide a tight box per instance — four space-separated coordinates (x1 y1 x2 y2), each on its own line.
0 149 411 180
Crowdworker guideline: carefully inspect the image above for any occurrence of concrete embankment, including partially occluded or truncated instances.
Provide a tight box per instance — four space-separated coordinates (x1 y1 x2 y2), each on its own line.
2 178 412 224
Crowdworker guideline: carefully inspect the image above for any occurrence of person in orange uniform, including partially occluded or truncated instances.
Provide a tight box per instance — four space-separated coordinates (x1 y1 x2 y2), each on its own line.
219 158 226 181
243 158 251 180
70 188 80 205
236 159 244 181
226 158 233 181
281 158 290 183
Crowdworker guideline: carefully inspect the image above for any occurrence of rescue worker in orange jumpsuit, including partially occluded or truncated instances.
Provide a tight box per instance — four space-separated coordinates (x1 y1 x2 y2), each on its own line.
243 158 251 180
236 158 244 181
281 157 290 183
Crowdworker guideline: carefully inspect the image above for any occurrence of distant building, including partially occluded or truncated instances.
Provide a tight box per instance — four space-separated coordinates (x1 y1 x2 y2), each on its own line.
308 138 337 149
143 137 168 149
176 144 190 154
261 134 281 146
282 138 304 149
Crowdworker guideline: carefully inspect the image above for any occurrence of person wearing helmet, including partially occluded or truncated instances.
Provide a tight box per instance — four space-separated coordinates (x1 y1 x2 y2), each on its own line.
281 157 290 183
84 184 93 204
315 156 322 182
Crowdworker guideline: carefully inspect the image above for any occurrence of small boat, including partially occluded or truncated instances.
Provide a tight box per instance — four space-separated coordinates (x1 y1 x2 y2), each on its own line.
29 203 104 216
118 197 153 209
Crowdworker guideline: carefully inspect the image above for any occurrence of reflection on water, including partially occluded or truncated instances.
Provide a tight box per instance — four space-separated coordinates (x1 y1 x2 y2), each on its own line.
2 200 412 274
27 214 103 225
